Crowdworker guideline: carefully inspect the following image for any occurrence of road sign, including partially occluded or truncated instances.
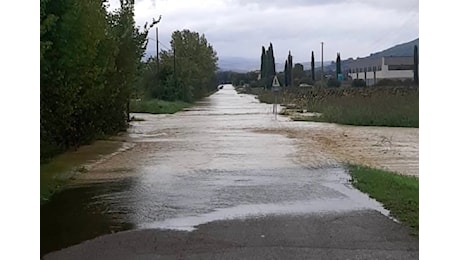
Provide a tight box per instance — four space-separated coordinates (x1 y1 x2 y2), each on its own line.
272 76 280 87
272 76 281 92
271 75 280 119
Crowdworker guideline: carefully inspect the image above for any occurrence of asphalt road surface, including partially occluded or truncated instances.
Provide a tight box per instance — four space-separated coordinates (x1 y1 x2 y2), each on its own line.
42 85 418 259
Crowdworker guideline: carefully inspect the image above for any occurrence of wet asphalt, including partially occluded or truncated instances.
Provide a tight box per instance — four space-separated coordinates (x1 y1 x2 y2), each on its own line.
42 85 418 259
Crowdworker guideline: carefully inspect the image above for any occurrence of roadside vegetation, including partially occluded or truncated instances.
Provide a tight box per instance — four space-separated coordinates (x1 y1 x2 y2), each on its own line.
41 0 218 204
239 85 418 128
348 165 419 235
226 43 418 128
130 99 191 114
41 0 153 163
41 0 218 163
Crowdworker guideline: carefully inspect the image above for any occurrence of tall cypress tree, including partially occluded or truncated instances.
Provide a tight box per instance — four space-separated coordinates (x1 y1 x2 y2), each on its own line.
413 45 419 84
260 46 266 80
284 60 288 87
336 52 342 80
264 46 270 87
268 43 276 78
288 51 293 86
311 51 315 82
259 43 277 87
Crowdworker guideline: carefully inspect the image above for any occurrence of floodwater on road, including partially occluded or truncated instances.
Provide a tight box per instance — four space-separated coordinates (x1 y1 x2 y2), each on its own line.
41 85 418 255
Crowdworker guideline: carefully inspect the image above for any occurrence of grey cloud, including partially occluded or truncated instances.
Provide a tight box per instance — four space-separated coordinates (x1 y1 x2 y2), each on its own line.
227 0 418 12
227 0 345 8
136 0 417 62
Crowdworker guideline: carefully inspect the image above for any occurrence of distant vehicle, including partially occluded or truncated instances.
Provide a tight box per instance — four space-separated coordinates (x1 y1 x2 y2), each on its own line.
299 83 312 87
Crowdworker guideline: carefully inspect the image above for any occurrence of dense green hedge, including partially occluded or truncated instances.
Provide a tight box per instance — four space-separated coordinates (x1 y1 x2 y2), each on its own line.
41 0 153 162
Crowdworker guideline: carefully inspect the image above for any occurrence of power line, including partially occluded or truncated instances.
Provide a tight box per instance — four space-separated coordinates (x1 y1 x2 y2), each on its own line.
148 37 171 52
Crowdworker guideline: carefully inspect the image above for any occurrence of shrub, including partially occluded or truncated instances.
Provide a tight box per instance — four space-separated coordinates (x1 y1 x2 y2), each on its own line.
375 78 417 87
352 79 366 87
375 78 402 86
327 78 341 88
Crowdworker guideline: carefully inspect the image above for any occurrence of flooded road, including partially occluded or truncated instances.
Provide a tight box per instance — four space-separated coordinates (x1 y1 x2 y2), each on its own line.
41 85 418 258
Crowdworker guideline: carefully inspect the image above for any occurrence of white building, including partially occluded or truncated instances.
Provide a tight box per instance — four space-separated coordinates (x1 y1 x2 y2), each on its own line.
347 56 414 86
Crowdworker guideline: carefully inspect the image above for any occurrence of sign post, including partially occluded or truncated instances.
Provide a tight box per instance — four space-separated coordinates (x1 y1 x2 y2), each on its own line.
272 76 281 119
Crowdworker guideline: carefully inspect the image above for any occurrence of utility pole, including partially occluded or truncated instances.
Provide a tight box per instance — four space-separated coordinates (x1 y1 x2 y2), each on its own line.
173 44 177 89
151 15 162 86
156 27 159 77
321 42 324 87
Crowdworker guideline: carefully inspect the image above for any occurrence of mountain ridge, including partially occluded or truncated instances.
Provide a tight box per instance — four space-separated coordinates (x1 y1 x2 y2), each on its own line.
368 38 419 58
218 38 419 72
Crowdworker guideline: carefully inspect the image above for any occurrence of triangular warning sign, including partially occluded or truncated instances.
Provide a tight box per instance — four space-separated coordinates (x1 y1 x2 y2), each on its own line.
272 76 280 87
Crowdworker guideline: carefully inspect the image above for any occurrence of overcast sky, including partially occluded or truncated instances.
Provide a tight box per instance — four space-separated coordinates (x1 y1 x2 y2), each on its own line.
108 0 418 62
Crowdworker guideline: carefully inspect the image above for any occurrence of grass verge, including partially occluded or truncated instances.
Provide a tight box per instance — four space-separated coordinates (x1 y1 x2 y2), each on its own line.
250 86 418 127
130 99 191 114
348 164 419 235
310 94 418 127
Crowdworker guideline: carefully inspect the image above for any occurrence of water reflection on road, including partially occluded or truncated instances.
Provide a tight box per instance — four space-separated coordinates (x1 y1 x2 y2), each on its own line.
41 85 389 255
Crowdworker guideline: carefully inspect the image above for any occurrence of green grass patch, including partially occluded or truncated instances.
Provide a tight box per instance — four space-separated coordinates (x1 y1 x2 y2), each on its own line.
348 165 419 235
311 94 418 127
130 99 191 114
252 86 418 127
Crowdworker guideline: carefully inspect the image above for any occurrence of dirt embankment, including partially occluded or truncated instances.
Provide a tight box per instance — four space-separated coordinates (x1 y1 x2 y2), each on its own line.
258 123 419 176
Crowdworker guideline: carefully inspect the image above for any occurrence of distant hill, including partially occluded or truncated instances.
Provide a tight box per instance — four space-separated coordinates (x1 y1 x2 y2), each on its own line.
218 57 333 73
368 38 419 58
327 38 419 72
218 57 260 72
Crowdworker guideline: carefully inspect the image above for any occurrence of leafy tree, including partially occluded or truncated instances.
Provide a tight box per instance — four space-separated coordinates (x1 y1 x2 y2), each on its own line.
292 63 306 86
216 71 233 84
230 71 259 86
110 0 153 121
143 29 218 102
40 0 58 61
40 0 153 162
41 0 115 154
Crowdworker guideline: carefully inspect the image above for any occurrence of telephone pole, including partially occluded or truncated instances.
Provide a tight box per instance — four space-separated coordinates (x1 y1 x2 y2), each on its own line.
151 15 162 86
321 42 324 86
156 27 159 77
173 45 177 89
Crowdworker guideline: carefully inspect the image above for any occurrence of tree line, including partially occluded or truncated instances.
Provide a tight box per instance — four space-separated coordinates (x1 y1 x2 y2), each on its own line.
140 30 218 103
235 43 418 89
41 0 218 162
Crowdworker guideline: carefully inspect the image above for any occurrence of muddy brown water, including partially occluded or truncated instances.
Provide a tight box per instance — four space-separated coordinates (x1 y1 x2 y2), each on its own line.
41 85 418 256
